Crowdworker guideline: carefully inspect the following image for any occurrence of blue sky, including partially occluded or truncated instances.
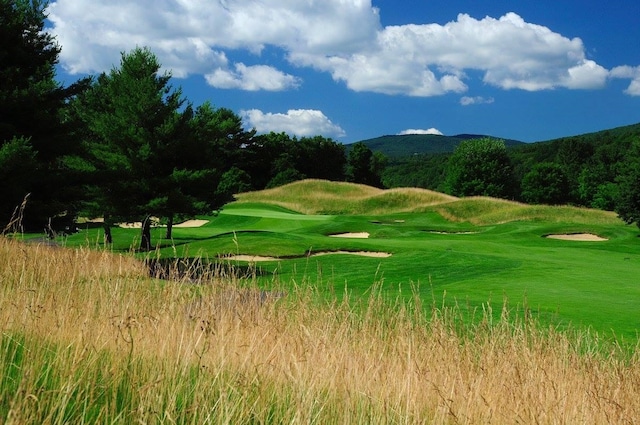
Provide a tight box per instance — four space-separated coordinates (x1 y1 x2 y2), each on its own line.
47 0 640 143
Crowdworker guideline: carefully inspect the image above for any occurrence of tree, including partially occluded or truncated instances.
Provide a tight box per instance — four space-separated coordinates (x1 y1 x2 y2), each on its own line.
297 136 346 181
215 167 252 204
521 162 570 205
0 0 90 228
615 138 640 228
346 142 384 187
72 47 197 250
446 138 514 198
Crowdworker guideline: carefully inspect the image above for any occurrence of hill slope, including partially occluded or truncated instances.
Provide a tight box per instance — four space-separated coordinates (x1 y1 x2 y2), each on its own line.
351 133 524 158
235 179 619 225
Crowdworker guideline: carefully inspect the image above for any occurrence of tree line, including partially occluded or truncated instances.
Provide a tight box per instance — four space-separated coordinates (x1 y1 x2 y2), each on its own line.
0 0 383 249
383 126 640 228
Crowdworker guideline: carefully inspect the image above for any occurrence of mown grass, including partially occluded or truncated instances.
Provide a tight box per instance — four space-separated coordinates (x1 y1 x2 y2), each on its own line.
59 180 640 340
2 236 640 424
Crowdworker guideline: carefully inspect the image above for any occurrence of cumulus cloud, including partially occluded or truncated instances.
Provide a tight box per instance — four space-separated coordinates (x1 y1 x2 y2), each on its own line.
47 1 614 95
205 63 301 91
460 96 495 106
241 109 346 138
610 65 640 96
398 128 444 136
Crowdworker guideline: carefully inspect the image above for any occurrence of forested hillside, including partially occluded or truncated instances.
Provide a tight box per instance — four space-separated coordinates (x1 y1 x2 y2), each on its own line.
382 123 640 215
353 133 523 158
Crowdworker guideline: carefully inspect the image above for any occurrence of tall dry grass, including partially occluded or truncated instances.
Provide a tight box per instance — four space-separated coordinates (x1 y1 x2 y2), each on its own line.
236 179 456 215
1 236 638 424
236 179 621 226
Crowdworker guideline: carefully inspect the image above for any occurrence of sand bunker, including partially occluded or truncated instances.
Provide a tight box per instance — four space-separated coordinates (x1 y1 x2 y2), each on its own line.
427 230 477 235
545 233 608 241
329 232 370 238
118 219 209 228
174 219 209 228
223 255 279 262
222 250 391 262
311 251 391 258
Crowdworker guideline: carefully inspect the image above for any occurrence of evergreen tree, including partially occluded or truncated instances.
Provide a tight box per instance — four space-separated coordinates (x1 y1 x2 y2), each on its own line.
72 47 197 249
0 0 89 228
615 138 640 228
346 142 384 187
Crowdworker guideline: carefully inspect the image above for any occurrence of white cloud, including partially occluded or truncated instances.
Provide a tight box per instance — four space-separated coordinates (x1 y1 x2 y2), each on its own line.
460 96 495 106
47 2 614 95
611 65 640 96
205 63 301 91
398 128 444 136
241 109 346 138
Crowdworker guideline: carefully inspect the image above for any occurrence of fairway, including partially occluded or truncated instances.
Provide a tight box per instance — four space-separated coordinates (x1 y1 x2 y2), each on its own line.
66 180 640 340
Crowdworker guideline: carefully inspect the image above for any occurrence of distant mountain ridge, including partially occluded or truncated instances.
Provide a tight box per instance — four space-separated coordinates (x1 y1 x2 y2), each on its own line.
350 133 525 158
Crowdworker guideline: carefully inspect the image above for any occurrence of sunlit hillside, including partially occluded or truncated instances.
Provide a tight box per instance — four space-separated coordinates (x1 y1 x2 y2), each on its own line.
236 179 621 225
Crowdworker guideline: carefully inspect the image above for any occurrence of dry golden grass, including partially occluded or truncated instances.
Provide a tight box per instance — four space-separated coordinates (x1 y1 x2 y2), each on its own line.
236 179 456 215
433 196 621 226
1 236 639 423
237 180 622 229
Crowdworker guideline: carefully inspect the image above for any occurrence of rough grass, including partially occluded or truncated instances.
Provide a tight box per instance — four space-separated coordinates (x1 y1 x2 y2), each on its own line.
2 236 639 424
236 179 619 225
236 179 456 215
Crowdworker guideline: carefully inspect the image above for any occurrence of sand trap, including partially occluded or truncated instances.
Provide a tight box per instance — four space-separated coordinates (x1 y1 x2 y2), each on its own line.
428 230 477 235
222 255 279 262
118 219 209 228
174 219 209 228
329 232 370 238
546 233 608 241
221 250 392 262
311 251 391 258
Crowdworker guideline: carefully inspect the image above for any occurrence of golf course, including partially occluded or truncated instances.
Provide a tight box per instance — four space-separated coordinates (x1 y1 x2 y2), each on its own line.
66 179 640 340
4 179 640 423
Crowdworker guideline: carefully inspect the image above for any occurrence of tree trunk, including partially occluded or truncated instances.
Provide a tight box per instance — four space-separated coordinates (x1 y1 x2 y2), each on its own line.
103 213 113 244
140 215 152 252
165 213 173 239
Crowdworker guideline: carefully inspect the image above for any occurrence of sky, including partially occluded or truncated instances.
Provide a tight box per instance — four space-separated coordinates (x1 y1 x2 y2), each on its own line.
46 0 640 143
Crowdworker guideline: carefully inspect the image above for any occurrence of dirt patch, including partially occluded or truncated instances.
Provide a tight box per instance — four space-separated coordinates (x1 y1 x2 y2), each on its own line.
329 232 370 238
545 233 608 241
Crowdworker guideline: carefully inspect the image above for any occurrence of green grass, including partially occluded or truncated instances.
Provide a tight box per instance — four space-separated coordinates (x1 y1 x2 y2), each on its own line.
60 180 640 340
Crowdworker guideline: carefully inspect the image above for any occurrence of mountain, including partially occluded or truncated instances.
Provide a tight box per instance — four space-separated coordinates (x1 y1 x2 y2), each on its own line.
349 134 525 158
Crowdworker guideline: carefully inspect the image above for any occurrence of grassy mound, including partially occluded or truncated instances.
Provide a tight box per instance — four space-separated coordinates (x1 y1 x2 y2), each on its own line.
236 179 620 226
237 179 456 215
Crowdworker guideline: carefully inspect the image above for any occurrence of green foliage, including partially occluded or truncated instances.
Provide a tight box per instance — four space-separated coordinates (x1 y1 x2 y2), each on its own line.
346 142 384 187
216 167 252 204
615 138 640 227
0 137 37 224
521 162 570 205
354 133 524 158
71 47 195 249
246 132 346 189
0 0 90 228
382 153 449 192
266 168 306 189
446 138 515 198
